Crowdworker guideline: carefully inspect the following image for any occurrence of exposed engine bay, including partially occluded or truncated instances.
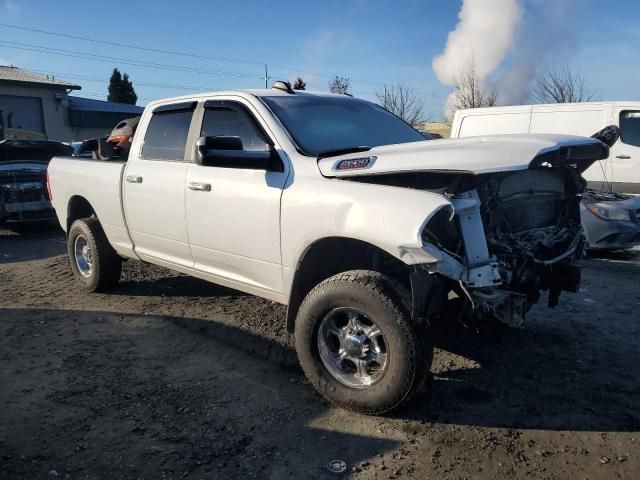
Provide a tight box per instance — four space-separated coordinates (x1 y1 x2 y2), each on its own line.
336 132 614 329
479 167 584 295
418 165 587 328
352 157 595 328
473 166 585 316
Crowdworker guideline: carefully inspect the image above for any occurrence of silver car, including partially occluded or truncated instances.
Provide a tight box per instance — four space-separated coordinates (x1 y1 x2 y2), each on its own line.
581 190 640 250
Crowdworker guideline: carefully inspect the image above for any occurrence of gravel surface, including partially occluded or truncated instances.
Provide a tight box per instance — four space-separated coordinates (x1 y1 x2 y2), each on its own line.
1 227 638 479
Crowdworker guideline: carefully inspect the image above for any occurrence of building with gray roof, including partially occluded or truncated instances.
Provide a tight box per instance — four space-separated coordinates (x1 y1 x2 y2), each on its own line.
0 66 143 141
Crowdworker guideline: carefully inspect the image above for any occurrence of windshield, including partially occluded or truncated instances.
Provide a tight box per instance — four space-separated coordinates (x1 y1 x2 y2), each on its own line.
261 95 426 156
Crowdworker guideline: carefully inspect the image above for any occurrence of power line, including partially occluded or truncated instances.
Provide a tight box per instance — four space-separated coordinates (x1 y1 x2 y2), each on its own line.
32 68 445 106
0 40 263 79
27 67 444 106
30 69 218 92
0 22 446 100
0 23 264 66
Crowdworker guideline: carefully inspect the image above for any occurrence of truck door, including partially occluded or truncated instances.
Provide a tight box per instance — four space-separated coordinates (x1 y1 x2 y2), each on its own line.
611 107 640 193
184 99 288 299
123 102 195 267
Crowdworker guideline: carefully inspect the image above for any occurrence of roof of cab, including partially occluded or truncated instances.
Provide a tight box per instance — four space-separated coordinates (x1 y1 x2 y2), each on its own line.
144 88 356 110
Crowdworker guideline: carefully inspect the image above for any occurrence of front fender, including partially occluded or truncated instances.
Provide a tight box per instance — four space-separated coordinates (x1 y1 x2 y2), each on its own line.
280 178 453 292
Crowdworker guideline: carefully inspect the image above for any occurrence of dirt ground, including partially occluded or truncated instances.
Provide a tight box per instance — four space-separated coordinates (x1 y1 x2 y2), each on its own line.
1 226 638 480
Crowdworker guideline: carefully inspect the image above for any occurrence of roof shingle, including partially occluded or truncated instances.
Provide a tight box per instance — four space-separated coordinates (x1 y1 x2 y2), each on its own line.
0 66 81 90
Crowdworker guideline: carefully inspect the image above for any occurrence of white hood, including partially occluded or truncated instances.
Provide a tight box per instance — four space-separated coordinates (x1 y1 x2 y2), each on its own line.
317 134 607 177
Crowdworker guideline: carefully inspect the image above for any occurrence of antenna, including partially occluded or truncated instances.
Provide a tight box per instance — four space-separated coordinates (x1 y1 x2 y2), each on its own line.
264 64 271 88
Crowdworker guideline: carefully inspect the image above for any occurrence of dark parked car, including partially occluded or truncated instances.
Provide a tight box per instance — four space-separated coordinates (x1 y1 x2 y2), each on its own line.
0 139 72 226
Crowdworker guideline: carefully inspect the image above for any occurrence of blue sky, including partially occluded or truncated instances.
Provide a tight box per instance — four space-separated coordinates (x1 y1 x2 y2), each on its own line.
0 0 638 119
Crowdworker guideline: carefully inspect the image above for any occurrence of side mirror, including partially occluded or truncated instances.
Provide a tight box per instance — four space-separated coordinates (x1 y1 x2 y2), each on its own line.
195 135 282 171
201 135 243 151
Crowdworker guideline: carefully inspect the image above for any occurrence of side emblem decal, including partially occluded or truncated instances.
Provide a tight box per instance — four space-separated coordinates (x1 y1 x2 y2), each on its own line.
334 156 377 171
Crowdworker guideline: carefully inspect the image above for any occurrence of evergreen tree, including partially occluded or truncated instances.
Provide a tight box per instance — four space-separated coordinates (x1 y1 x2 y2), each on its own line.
120 73 138 105
107 68 138 104
107 68 123 103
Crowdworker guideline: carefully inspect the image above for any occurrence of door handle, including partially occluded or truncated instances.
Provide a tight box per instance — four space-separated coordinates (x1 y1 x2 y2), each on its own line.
126 175 143 183
188 182 211 192
615 154 631 159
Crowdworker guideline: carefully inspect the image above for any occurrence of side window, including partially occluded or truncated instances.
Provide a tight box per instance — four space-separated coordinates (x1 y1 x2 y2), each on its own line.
619 111 640 147
141 109 193 160
201 105 270 152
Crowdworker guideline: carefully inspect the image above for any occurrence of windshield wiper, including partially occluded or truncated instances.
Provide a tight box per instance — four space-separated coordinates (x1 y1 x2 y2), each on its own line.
317 146 372 159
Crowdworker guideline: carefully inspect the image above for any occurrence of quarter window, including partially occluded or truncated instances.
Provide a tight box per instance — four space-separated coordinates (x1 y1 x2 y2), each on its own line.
141 109 193 160
619 111 640 147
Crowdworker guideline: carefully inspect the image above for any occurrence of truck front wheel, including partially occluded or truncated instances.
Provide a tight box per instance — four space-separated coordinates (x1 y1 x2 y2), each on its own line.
67 218 122 292
294 270 432 414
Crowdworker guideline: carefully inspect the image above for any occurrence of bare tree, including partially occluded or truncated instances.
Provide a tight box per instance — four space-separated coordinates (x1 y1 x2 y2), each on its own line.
329 75 351 95
292 77 306 90
532 67 595 103
450 59 497 113
376 83 427 126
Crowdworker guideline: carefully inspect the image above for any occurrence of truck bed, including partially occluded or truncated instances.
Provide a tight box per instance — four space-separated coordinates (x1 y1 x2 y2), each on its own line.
47 156 136 258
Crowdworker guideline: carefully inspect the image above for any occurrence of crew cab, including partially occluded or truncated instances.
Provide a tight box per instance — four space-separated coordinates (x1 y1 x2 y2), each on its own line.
47 83 610 414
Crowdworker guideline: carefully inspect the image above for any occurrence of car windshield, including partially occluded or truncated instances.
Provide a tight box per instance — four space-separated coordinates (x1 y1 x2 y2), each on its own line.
261 95 426 156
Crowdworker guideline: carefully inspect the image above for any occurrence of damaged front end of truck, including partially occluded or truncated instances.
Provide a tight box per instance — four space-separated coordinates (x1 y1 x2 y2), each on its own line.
418 142 608 329
323 135 610 330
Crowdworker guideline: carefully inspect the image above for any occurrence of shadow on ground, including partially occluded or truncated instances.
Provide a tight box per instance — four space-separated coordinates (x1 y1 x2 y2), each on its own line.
103 264 640 435
0 225 65 264
403 318 639 432
0 307 397 479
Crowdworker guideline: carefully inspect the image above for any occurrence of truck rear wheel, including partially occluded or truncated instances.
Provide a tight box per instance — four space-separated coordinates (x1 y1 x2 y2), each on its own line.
294 270 432 414
67 218 122 292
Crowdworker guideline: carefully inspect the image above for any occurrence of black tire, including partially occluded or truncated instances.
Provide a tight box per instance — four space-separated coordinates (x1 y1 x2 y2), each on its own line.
294 270 433 414
67 217 122 292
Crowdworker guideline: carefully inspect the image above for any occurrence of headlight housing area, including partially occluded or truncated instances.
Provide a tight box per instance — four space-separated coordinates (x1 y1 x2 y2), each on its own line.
422 205 463 257
585 202 632 222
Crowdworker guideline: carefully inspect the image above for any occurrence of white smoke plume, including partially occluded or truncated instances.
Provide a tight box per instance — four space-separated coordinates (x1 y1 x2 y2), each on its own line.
494 1 577 104
433 0 523 87
433 0 579 114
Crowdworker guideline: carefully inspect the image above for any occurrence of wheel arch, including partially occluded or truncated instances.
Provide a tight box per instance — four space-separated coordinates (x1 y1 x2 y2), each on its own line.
66 195 97 233
285 236 411 333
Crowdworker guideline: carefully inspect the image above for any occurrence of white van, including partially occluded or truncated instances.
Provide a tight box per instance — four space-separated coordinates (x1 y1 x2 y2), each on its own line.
451 102 640 193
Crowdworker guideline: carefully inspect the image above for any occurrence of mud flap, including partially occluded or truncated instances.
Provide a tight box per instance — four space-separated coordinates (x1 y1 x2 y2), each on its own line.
409 266 447 324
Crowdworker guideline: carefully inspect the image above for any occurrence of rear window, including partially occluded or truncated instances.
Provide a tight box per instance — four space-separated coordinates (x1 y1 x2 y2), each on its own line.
619 111 640 147
141 109 193 160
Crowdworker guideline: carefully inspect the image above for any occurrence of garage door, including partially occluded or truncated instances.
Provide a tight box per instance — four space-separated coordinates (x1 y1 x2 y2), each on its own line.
0 95 45 135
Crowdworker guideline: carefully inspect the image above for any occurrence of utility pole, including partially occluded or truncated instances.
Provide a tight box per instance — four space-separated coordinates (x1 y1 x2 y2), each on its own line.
264 64 269 88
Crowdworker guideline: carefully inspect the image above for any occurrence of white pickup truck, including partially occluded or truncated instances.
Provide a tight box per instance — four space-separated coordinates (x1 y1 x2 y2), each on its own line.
48 82 609 414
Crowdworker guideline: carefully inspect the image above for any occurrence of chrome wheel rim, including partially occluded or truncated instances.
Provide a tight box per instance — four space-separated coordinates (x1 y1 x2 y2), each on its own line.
317 307 389 389
74 235 93 278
